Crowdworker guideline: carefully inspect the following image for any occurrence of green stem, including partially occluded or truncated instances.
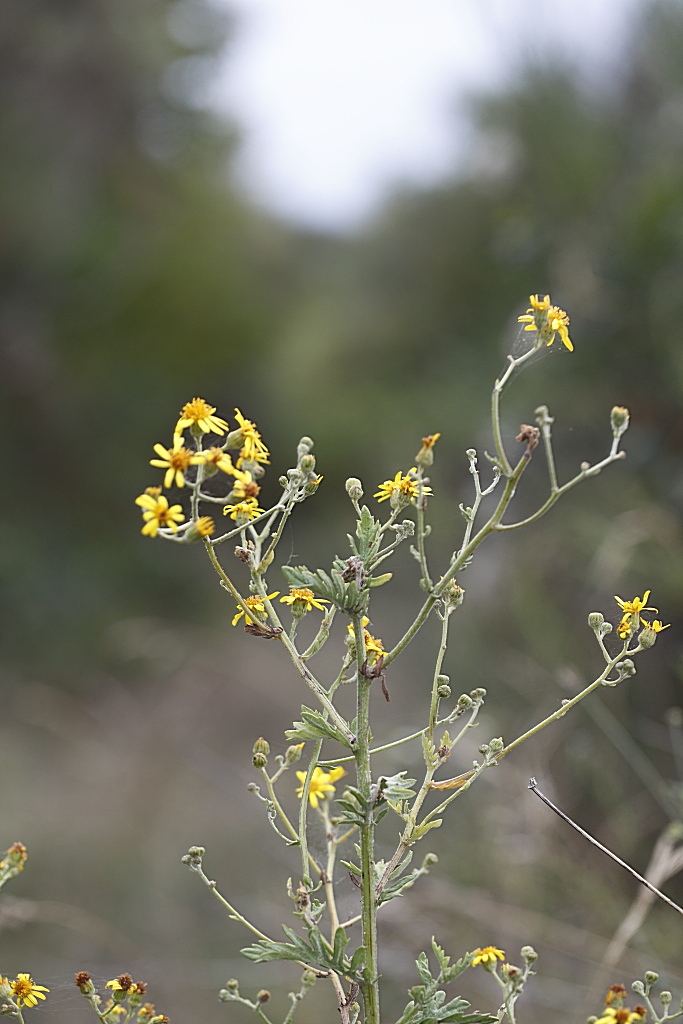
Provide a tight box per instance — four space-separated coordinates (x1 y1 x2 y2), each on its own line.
352 612 380 1024
428 610 450 741
259 766 322 878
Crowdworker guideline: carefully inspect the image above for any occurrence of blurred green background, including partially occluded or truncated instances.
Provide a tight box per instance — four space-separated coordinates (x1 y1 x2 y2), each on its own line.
1 1 683 1021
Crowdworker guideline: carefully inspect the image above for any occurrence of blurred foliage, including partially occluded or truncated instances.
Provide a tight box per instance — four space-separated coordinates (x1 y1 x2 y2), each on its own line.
2 0 683 1022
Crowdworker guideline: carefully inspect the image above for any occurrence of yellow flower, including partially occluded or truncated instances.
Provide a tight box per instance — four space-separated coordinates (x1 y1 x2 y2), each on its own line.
518 294 573 351
11 974 50 1008
150 436 204 488
135 493 185 537
234 408 270 465
296 766 346 808
175 397 229 436
374 468 432 504
106 975 134 992
421 433 441 449
640 618 670 633
280 588 329 612
232 592 280 627
223 499 264 521
471 946 505 967
614 590 659 639
201 447 241 476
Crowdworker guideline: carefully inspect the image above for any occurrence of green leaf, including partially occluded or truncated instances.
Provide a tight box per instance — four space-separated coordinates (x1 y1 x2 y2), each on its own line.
349 945 366 974
410 819 442 841
332 927 349 964
285 705 353 748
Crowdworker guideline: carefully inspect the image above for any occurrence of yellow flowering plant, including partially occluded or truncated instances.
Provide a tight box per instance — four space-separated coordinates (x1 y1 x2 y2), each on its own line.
3 297 676 1024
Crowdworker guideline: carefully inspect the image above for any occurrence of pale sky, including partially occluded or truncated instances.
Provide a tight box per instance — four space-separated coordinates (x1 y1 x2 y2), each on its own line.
210 0 642 230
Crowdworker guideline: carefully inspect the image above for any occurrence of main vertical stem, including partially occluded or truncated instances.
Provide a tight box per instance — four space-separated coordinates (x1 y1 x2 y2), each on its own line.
353 615 380 1024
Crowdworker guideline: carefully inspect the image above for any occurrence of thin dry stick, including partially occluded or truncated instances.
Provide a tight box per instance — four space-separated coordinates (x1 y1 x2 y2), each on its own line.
527 778 683 917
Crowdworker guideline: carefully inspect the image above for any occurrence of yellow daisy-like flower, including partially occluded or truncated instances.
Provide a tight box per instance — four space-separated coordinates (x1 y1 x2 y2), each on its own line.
150 436 204 488
229 470 262 500
135 493 185 537
614 590 659 639
374 468 431 504
596 1008 646 1024
296 766 346 809
280 588 329 612
640 618 670 633
223 499 265 521
234 408 270 465
201 446 241 477
175 397 229 436
518 294 573 352
232 592 280 627
471 946 505 967
11 974 50 1008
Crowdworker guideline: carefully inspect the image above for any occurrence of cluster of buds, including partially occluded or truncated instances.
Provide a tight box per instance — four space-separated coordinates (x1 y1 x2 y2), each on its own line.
0 842 27 890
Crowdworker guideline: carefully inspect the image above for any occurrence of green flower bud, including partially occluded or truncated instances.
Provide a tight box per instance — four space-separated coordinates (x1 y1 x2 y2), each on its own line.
437 683 451 699
644 971 659 986
638 626 657 649
588 612 604 631
456 693 473 710
302 970 317 988
631 980 646 996
285 743 305 765
345 478 364 501
299 454 316 473
226 979 240 992
660 991 673 1006
520 945 538 963
253 737 270 756
470 687 487 701
489 736 504 754
257 990 270 1003
297 436 314 459
610 406 630 438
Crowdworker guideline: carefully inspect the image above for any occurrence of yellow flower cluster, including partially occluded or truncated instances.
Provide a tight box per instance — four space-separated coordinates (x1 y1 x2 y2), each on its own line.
614 590 670 640
135 398 269 539
374 468 432 505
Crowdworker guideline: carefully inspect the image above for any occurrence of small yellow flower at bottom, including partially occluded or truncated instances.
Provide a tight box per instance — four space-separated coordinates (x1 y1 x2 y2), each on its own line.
135 493 185 537
232 593 280 627
471 946 505 968
194 516 215 538
280 588 329 613
296 766 346 809
11 973 50 1007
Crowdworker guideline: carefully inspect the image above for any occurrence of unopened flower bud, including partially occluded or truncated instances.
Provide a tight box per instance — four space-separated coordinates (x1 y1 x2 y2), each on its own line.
299 454 316 473
644 971 659 986
478 743 490 755
257 990 270 1003
489 737 504 754
660 991 673 1006
297 436 314 459
470 687 487 701
226 979 239 993
638 626 657 649
0 977 12 999
345 478 364 501
611 406 630 438
285 743 305 765
616 658 636 678
521 945 538 963
416 433 440 468
456 693 473 710
437 683 451 699
302 970 317 988
588 612 604 631
252 737 269 768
